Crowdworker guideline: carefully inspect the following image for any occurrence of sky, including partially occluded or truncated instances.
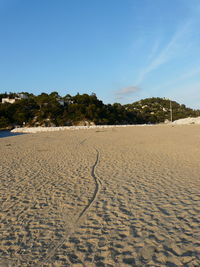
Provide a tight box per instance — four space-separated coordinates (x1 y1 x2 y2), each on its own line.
0 0 200 108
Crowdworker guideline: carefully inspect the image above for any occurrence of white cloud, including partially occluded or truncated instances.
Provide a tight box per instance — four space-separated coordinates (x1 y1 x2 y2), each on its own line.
147 39 161 62
154 66 200 94
136 21 192 84
169 82 200 109
115 86 140 96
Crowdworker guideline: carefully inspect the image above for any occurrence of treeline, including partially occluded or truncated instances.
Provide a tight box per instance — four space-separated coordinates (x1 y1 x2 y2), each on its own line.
125 97 200 123
0 92 199 129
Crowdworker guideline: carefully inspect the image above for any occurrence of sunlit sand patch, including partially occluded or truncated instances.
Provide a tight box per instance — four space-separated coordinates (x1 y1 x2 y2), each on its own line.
1 125 200 266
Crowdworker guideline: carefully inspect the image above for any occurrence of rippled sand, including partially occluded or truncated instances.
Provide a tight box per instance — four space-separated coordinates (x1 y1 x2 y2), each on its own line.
1 125 200 266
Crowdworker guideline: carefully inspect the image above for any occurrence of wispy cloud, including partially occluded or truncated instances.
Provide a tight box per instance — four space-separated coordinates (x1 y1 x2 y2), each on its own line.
155 66 200 93
174 67 200 82
147 39 161 62
115 86 140 99
136 21 192 84
168 81 200 109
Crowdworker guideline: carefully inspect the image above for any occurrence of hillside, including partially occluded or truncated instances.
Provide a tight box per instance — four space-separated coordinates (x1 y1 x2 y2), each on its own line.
0 93 199 129
125 97 200 124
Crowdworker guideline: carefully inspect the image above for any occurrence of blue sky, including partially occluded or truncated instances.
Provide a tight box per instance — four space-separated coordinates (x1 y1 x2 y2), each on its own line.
0 0 200 108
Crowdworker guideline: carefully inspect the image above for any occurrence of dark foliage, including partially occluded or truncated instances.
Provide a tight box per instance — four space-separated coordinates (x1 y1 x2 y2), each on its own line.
0 93 199 129
125 97 200 123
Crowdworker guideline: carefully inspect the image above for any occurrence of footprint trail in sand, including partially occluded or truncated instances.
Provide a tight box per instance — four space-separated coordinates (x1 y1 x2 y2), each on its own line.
0 125 200 266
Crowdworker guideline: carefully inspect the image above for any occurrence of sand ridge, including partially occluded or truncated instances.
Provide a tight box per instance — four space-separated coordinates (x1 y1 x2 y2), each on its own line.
0 125 200 266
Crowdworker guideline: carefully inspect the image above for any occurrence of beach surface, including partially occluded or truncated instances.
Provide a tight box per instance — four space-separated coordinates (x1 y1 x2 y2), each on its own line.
1 125 200 266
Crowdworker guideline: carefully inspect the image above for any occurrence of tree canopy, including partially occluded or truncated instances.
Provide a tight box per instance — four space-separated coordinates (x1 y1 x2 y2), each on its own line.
0 93 199 129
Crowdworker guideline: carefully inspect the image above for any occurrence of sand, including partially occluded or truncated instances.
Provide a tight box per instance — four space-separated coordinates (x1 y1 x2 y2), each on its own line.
1 125 200 266
172 117 200 125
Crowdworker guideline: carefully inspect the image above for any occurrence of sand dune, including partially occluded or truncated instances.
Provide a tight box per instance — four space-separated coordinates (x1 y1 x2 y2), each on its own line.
173 116 200 125
1 125 200 266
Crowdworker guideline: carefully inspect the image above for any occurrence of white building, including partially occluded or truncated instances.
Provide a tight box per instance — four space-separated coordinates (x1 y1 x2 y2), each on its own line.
2 98 19 104
18 93 28 99
57 99 65 106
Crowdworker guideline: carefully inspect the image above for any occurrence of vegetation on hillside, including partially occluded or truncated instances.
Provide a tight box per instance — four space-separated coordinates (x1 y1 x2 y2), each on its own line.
125 97 200 124
0 92 199 129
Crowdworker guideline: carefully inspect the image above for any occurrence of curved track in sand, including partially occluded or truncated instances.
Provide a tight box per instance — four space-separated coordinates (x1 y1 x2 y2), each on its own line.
76 149 102 221
2 126 200 266
40 146 102 266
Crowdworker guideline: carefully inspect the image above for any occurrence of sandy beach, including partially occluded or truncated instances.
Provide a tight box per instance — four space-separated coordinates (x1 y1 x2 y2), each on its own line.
0 125 200 266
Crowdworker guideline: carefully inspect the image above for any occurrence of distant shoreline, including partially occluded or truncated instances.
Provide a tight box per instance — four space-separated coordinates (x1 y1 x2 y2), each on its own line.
11 124 158 134
10 115 200 134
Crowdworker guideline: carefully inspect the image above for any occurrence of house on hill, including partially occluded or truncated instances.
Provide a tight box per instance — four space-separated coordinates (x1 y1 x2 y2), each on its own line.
1 93 28 104
1 98 19 104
